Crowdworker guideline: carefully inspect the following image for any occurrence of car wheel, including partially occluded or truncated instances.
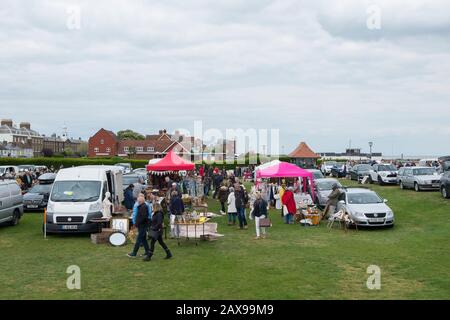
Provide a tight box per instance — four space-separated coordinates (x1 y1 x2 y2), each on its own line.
368 176 373 184
378 176 384 186
442 187 450 199
399 181 404 189
414 182 421 192
9 209 20 226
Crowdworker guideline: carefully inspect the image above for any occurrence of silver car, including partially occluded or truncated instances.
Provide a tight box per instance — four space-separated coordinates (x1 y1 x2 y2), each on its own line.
313 178 342 207
336 188 395 227
398 167 441 192
0 180 24 226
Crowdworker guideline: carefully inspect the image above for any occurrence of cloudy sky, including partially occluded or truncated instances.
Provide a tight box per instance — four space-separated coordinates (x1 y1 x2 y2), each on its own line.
1 0 449 156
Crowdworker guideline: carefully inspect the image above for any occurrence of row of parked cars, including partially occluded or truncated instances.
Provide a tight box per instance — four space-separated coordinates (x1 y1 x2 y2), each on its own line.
322 157 450 199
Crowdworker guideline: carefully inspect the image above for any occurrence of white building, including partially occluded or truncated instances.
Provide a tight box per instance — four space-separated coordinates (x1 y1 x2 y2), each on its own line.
0 119 43 157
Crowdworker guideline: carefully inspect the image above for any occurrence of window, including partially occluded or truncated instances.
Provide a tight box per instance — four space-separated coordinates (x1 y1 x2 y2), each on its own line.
147 146 155 152
136 147 143 152
124 146 129 152
100 139 104 145
94 147 99 153
106 147 111 153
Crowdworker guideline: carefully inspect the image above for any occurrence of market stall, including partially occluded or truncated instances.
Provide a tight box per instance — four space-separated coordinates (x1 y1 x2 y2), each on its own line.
255 161 315 200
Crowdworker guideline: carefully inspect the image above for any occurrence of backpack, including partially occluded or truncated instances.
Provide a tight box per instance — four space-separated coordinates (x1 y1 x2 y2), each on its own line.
135 203 150 227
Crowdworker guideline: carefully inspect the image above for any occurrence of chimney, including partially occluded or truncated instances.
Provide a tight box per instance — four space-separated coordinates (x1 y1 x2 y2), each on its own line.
20 122 31 130
1 119 13 127
159 130 163 135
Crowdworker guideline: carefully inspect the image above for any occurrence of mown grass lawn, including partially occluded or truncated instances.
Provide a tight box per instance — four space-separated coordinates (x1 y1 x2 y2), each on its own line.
0 179 449 300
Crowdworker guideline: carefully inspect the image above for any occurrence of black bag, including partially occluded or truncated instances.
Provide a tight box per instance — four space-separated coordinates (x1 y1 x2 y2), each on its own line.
135 204 150 227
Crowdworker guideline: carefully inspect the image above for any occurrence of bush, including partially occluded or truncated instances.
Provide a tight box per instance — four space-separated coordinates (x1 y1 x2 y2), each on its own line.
0 157 149 170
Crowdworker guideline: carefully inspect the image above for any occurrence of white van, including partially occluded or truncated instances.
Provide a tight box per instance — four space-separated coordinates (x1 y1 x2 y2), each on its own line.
0 180 24 226
46 166 124 234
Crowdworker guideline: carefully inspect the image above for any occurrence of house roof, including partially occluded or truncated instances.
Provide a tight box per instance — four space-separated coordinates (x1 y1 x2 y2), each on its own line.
288 142 320 159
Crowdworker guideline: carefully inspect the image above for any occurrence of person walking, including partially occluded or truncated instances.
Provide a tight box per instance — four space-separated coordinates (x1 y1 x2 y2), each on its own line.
252 192 269 240
128 194 152 259
227 187 237 226
145 202 172 261
124 184 135 212
218 184 229 215
282 186 296 224
235 184 248 230
169 191 185 238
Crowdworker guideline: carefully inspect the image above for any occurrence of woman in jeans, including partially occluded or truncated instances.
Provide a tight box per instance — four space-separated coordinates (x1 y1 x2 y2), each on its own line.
282 187 296 224
145 202 172 262
252 192 268 240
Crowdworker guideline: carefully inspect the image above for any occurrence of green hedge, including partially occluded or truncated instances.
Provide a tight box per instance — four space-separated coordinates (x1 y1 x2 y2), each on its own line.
0 157 149 169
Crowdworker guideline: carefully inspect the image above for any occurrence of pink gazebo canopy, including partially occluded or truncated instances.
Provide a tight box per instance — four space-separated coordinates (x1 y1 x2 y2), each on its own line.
146 150 195 172
256 161 315 198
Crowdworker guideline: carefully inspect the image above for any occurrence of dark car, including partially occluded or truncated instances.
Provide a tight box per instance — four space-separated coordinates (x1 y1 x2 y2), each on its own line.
23 183 53 211
331 164 349 178
349 164 373 181
440 171 450 199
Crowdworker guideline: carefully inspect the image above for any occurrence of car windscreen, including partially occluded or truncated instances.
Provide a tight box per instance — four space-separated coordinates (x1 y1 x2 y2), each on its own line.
50 181 101 202
413 168 436 176
316 180 342 191
378 165 396 171
357 165 372 171
325 162 337 166
347 192 383 204
29 184 52 194
312 171 324 179
123 176 140 185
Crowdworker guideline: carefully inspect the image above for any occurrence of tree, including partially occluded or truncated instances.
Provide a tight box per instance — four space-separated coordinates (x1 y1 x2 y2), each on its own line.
127 146 137 159
117 130 145 141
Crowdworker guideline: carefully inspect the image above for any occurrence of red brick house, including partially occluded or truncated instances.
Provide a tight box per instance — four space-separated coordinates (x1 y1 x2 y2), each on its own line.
88 128 119 158
88 128 193 160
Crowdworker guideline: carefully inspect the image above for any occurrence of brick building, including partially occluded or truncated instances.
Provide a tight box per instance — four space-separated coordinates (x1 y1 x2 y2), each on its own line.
88 128 195 160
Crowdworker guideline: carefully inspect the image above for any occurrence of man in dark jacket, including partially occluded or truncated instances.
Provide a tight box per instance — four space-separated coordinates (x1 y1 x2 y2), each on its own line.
217 185 229 214
128 194 152 259
124 184 135 212
235 185 248 230
213 173 224 199
169 191 185 238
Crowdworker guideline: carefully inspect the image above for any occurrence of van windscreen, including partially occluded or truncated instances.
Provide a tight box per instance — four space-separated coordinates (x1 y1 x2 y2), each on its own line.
50 181 101 202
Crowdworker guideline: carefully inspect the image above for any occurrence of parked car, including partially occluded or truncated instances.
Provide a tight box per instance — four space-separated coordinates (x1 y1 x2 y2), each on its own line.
349 164 373 181
122 174 145 191
306 169 325 180
398 167 441 192
440 171 450 199
115 163 132 174
18 165 36 172
23 183 53 211
321 161 338 176
0 180 24 226
37 173 57 184
369 164 398 185
133 168 147 175
438 156 450 172
331 164 349 178
0 166 19 178
313 178 343 208
336 188 394 228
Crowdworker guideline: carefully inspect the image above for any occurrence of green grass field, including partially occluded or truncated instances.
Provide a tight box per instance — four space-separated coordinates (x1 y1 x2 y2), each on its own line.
1 179 449 300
